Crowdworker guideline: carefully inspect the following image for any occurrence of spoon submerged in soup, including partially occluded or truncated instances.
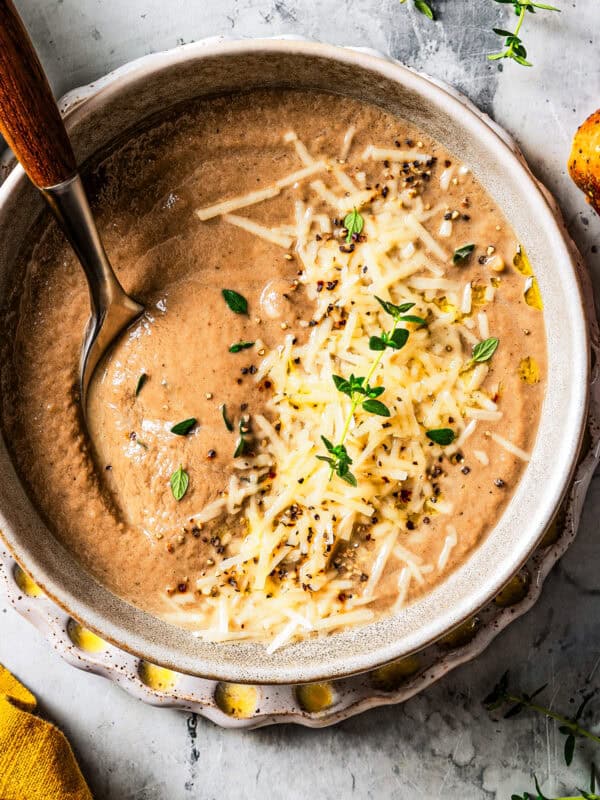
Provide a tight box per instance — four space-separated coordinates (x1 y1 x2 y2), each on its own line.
0 0 143 409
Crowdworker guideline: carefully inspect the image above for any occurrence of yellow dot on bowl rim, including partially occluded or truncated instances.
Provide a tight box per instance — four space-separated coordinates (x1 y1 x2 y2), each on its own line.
441 616 480 648
494 570 531 608
138 661 178 691
66 618 107 653
371 655 421 692
215 682 259 718
12 564 44 598
539 517 561 548
295 682 335 713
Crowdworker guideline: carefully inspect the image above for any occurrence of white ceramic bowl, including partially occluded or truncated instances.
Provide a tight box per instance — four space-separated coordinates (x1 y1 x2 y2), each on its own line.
0 38 591 686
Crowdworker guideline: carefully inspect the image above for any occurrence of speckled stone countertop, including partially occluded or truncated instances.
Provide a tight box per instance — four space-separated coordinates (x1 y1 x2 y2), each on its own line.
1 1 599 798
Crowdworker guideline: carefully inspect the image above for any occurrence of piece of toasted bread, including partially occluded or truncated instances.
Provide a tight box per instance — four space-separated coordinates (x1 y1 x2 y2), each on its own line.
569 109 600 214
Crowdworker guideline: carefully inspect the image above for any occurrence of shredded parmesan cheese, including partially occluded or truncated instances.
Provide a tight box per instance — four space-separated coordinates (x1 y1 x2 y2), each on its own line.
477 311 490 340
340 125 356 160
440 167 455 191
438 525 458 570
195 186 280 221
362 145 433 163
195 162 327 221
223 214 293 248
184 137 514 648
489 432 531 462
473 449 490 466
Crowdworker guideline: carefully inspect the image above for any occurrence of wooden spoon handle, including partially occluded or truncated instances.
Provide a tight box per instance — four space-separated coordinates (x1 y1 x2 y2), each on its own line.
0 0 76 188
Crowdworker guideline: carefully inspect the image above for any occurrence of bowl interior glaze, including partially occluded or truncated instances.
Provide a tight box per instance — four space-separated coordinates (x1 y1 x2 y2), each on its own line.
0 39 588 684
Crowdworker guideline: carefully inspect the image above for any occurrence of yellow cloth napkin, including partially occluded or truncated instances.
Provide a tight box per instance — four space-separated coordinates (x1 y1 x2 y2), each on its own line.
0 664 92 800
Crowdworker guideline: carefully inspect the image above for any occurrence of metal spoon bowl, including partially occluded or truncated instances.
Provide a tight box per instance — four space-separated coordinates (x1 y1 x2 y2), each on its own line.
43 175 143 406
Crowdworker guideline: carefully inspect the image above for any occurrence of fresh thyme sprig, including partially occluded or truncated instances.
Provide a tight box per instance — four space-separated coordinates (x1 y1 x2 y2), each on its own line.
332 374 390 418
399 0 560 67
484 672 600 766
489 0 560 67
317 437 357 486
485 674 600 797
317 296 422 485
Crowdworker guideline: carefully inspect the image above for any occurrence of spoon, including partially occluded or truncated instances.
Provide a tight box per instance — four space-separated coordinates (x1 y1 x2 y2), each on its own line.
0 0 143 409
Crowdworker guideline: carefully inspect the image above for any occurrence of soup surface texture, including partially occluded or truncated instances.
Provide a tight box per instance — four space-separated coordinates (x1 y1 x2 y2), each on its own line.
0 90 546 649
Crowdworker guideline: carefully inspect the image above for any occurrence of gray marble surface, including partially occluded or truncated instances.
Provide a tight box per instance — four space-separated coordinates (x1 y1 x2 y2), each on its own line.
1 1 599 798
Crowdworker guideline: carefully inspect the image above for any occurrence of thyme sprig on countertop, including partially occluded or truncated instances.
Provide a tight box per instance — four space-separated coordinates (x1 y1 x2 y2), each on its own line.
400 0 560 67
317 296 423 485
485 672 600 779
485 673 600 797
489 0 560 67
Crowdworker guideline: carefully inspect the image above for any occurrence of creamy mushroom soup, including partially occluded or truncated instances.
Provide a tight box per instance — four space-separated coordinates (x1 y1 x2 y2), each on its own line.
0 90 546 650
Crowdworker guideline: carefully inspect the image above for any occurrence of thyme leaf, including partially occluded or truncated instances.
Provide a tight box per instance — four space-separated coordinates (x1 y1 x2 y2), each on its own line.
453 243 475 264
222 289 248 315
471 337 500 364
229 341 254 353
414 0 434 18
426 428 456 446
368 335 387 352
375 296 416 318
170 465 189 501
400 314 427 326
233 436 247 458
400 0 435 19
135 373 148 396
343 207 364 244
170 418 197 436
362 398 390 417
220 403 234 432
